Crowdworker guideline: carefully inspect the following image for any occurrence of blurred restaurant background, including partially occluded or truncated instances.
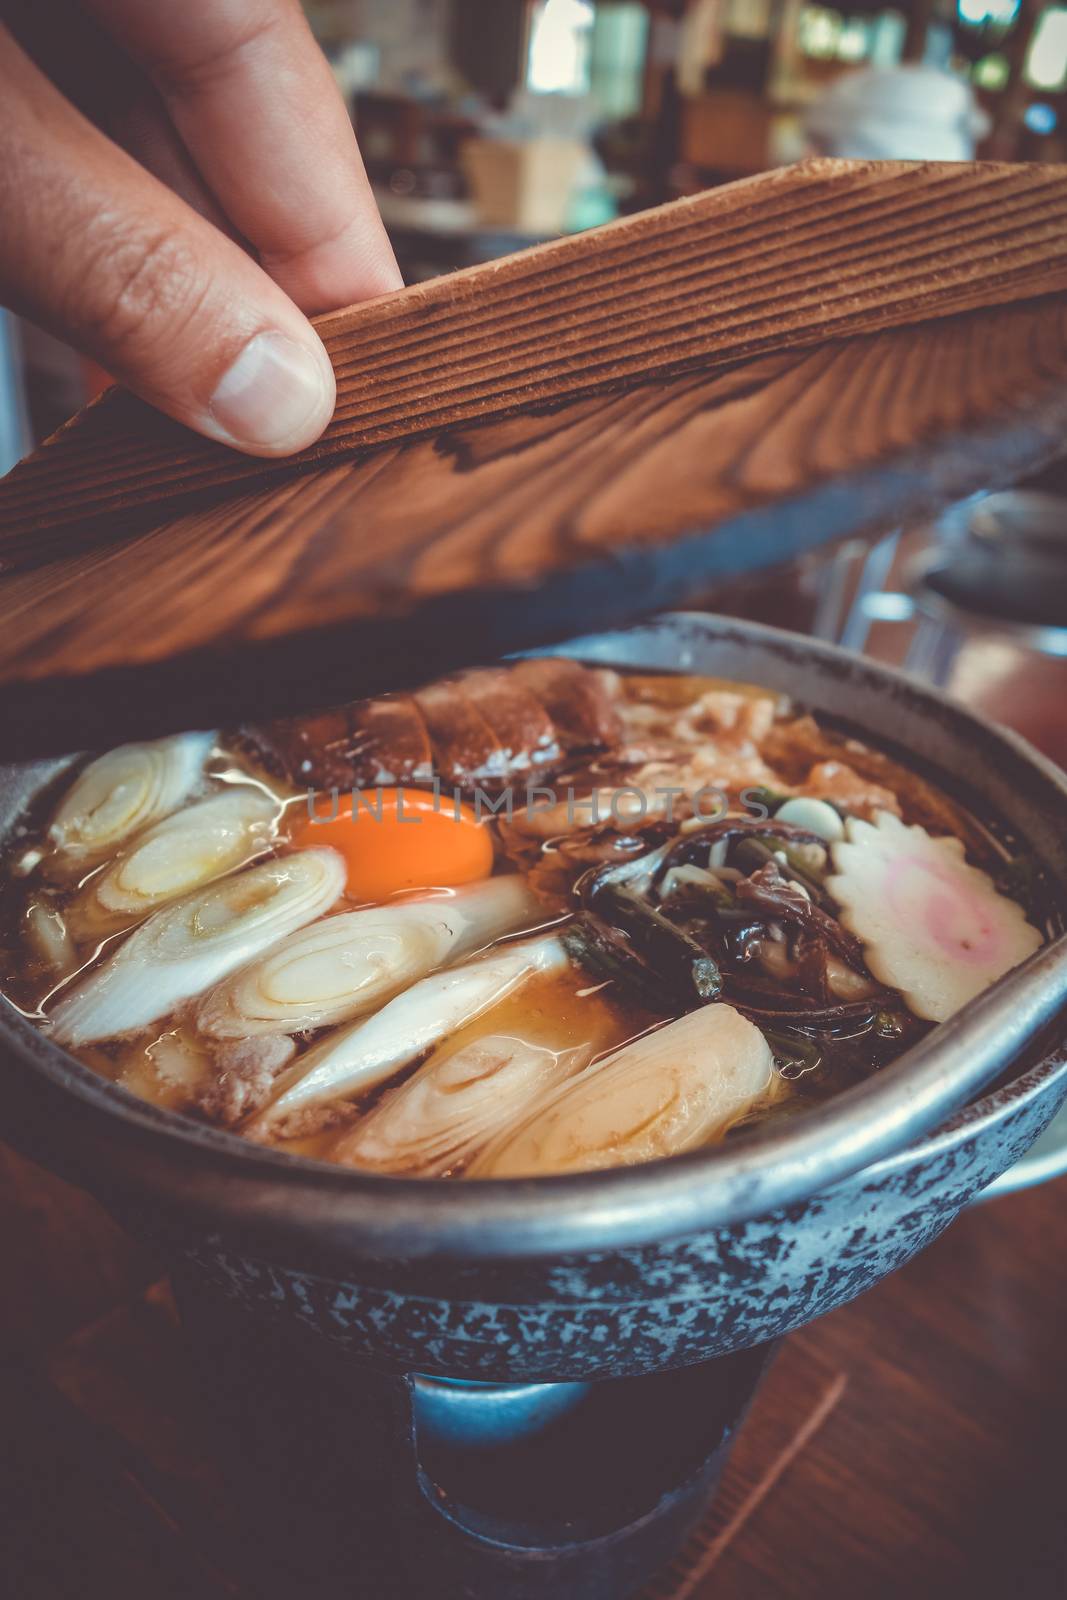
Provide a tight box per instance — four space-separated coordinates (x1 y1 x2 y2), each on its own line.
308 0 1066 281
6 0 1067 449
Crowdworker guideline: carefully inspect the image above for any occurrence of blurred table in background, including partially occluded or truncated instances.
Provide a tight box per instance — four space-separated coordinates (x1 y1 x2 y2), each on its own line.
374 188 552 281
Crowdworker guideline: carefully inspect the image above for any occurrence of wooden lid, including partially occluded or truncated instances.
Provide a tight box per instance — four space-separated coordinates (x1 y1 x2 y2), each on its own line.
1 158 1066 755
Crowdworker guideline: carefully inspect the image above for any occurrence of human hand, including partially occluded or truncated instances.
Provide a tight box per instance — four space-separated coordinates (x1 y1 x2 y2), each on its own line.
0 0 402 456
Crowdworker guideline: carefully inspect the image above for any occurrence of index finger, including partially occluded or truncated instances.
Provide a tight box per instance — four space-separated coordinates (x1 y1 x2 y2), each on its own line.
83 0 402 312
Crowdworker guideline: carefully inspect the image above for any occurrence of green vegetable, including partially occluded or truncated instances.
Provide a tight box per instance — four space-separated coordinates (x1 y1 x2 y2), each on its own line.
761 1029 824 1079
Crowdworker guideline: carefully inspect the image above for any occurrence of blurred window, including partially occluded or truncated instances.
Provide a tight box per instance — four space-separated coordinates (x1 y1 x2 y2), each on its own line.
1026 6 1067 89
799 6 843 59
589 4 650 118
527 0 596 94
957 0 1020 26
797 6 872 62
837 19 869 60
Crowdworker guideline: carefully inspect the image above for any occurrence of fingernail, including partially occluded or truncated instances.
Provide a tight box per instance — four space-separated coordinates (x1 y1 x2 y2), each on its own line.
209 331 335 454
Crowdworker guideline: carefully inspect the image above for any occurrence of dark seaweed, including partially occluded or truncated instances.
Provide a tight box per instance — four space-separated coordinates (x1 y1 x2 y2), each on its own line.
564 818 915 1096
562 915 672 1012
655 816 829 874
583 881 723 1004
732 862 868 971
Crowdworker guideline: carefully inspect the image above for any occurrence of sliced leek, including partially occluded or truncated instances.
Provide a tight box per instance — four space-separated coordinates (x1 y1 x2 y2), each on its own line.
332 1031 592 1176
47 732 215 875
68 787 280 938
471 1003 774 1177
249 933 569 1136
49 848 346 1047
196 876 542 1040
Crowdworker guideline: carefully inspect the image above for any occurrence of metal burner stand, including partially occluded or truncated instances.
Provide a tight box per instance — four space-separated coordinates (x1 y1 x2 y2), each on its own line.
173 1267 773 1600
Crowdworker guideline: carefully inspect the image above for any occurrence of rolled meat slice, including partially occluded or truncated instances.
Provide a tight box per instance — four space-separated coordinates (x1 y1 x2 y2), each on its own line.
339 696 434 788
412 680 504 786
246 706 355 789
244 697 432 790
450 669 561 776
248 661 623 793
509 658 623 752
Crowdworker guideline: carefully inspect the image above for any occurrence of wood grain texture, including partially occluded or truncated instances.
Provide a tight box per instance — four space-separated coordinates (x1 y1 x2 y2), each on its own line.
0 293 1065 756
2 158 1067 542
645 1365 848 1600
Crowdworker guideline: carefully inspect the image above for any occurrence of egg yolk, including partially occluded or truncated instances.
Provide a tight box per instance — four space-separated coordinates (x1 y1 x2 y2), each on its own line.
288 788 494 901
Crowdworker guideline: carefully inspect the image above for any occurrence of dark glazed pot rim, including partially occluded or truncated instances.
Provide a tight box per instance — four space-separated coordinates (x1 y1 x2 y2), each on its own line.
2 613 1066 1261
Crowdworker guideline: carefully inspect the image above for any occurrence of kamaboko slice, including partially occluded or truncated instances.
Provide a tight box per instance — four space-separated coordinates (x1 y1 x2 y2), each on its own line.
47 733 216 876
827 810 1043 1022
49 849 346 1047
196 876 542 1041
470 1004 774 1178
249 933 569 1136
68 788 281 938
332 1031 593 1176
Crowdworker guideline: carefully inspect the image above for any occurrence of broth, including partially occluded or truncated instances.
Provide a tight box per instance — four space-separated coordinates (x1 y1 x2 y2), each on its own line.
0 663 1050 1179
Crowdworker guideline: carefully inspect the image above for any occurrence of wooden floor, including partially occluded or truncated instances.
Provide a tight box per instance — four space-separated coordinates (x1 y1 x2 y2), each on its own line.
1 1138 1064 1600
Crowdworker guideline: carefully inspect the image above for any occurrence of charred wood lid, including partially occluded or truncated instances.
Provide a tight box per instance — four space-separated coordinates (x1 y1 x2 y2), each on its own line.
1 157 1066 756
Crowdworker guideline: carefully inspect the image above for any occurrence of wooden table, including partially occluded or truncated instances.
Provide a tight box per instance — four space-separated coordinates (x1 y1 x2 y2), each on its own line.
1 1139 1064 1599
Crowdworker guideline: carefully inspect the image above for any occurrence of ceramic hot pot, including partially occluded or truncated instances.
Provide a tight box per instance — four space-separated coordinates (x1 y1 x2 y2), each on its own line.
2 614 1067 1386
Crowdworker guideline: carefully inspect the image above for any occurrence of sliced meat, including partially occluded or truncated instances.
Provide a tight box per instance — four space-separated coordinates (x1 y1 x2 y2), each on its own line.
414 680 504 786
510 658 623 752
454 668 562 775
246 697 432 789
341 696 433 787
198 1035 297 1127
804 760 901 821
244 707 356 788
250 660 624 793
690 690 777 746
764 715 989 854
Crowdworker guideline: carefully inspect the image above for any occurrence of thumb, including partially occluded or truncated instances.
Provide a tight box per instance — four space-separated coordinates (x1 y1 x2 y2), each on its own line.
0 28 337 457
